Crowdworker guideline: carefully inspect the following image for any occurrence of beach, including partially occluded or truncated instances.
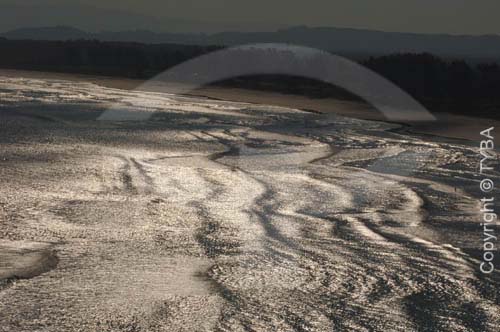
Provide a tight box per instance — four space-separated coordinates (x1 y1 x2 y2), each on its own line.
1 68 498 144
0 74 499 331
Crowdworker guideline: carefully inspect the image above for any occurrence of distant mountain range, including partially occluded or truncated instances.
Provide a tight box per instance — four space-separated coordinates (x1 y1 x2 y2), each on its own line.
0 3 282 34
2 25 500 59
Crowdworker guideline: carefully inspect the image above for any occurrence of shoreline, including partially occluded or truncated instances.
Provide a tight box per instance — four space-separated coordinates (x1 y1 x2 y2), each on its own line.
1 68 498 144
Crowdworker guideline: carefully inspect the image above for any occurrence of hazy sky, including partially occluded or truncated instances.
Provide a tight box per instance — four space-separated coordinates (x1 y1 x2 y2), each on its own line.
3 0 500 34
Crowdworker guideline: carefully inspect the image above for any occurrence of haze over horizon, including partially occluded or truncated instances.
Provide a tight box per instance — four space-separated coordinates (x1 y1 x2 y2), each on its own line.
1 0 500 35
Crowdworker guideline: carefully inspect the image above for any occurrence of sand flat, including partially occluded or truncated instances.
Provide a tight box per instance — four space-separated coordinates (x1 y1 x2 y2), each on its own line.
1 68 498 144
0 76 498 331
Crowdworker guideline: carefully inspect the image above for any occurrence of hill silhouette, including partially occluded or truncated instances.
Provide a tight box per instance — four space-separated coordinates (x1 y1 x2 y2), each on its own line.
2 25 500 60
0 38 499 119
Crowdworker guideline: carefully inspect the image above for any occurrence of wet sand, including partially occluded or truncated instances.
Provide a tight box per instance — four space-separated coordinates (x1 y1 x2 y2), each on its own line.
1 68 498 144
0 76 499 331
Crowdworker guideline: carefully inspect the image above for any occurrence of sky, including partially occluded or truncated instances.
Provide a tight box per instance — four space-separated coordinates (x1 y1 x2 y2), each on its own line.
2 0 500 35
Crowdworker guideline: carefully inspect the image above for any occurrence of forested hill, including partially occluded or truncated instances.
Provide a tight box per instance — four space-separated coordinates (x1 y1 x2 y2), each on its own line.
0 38 499 119
2 26 500 61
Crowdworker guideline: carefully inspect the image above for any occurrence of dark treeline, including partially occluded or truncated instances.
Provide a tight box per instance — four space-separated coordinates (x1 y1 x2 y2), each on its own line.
363 54 500 117
0 38 498 118
0 38 220 78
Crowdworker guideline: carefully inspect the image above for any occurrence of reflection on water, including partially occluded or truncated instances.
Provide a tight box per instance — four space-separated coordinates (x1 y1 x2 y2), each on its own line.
0 78 498 331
